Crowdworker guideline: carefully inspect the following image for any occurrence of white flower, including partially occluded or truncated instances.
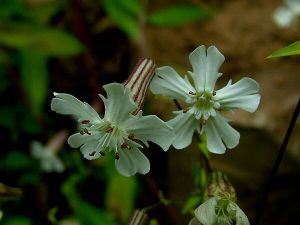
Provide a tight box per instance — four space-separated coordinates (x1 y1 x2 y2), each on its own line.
51 83 174 176
273 0 300 27
31 141 65 173
189 197 250 225
150 45 260 154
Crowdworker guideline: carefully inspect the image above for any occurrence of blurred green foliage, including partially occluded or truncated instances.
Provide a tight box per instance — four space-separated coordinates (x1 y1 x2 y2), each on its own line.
148 5 209 27
100 0 210 39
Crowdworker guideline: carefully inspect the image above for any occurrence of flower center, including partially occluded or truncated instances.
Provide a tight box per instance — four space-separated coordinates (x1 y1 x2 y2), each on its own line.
187 91 220 120
215 198 234 224
79 120 134 160
194 92 214 110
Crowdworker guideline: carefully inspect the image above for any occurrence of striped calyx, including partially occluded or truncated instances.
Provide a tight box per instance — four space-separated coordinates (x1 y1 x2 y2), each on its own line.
124 58 156 114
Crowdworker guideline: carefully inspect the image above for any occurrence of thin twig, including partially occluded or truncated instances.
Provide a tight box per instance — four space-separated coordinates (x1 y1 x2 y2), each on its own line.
254 98 300 225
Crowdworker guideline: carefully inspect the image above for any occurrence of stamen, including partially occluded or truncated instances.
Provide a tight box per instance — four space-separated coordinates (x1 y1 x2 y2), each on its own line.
183 108 189 113
100 152 105 156
81 120 90 124
105 127 113 133
189 91 196 95
115 152 120 160
121 143 131 149
89 151 96 156
83 128 91 135
212 91 216 96
80 130 84 135
128 133 135 140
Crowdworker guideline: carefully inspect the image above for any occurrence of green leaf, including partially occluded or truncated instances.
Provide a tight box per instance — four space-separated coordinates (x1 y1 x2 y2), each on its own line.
101 0 139 38
19 106 41 134
0 0 27 20
27 3 64 25
268 40 300 58
117 0 144 15
19 50 48 114
181 195 201 214
158 190 171 206
0 107 18 140
105 173 137 222
62 174 117 225
0 22 84 56
48 208 58 225
2 216 32 225
0 151 33 171
148 5 209 27
75 202 118 225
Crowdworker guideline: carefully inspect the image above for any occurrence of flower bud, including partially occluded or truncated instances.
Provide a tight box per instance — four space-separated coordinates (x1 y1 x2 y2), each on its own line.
123 58 156 115
204 171 236 202
127 210 149 225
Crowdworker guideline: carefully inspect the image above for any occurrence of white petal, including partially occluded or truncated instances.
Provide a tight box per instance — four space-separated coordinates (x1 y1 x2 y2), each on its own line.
189 45 225 92
79 140 103 160
101 83 137 124
150 66 195 101
125 115 175 151
219 95 260 112
228 202 250 225
188 218 202 225
211 113 240 149
67 133 98 148
51 93 100 122
43 155 65 173
68 133 104 160
167 112 199 149
31 141 44 158
215 77 260 112
115 147 150 176
205 118 226 154
286 0 300 14
194 197 218 225
273 6 294 27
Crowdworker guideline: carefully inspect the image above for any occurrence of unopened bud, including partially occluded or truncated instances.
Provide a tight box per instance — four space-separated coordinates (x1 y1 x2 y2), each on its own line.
204 171 236 201
127 210 149 225
124 58 156 115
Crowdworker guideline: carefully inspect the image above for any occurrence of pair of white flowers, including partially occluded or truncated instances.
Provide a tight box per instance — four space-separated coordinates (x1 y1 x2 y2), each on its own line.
51 45 260 177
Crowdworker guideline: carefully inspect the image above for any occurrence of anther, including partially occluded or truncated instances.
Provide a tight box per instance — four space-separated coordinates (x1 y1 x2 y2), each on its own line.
83 128 91 135
115 152 120 160
100 152 106 156
212 91 216 96
128 133 135 140
121 143 131 149
189 91 196 95
80 130 85 135
89 151 96 156
81 120 90 124
183 108 189 113
106 127 113 133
